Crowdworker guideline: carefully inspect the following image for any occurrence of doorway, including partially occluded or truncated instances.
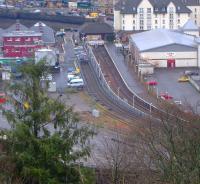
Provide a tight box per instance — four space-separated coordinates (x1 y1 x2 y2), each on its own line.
167 59 175 68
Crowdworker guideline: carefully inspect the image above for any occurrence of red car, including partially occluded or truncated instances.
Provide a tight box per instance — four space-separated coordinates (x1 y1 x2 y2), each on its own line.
146 80 158 86
0 93 6 104
160 93 173 100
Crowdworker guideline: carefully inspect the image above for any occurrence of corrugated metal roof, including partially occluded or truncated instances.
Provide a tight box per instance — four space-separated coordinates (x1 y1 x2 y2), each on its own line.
131 29 197 51
181 19 199 31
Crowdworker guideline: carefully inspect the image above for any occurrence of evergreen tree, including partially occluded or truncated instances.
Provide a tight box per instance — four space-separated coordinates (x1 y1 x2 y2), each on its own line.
0 61 94 184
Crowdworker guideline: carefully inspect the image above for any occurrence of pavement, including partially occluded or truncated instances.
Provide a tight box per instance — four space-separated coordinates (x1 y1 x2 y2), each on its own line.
153 68 200 109
106 43 200 112
105 43 155 104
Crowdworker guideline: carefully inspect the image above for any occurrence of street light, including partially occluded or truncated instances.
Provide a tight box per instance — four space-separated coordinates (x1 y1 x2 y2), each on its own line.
117 86 120 98
149 103 152 114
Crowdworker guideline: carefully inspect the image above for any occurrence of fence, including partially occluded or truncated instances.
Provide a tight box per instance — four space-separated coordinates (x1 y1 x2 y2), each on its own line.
84 44 146 117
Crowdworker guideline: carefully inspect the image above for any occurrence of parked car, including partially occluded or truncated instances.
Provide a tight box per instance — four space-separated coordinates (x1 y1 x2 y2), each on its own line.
160 93 173 100
178 75 189 82
67 74 81 82
184 70 199 76
0 93 6 104
145 80 158 86
67 78 84 88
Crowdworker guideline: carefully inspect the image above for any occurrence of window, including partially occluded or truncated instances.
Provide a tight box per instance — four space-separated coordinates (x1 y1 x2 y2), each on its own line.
133 20 135 24
163 19 165 24
178 13 180 18
155 26 158 29
139 8 144 13
25 37 31 42
133 26 135 30
147 25 151 30
195 8 197 12
163 25 165 28
15 48 20 52
122 26 125 30
28 48 33 52
140 20 144 24
155 20 158 24
140 25 144 30
7 37 12 41
15 38 20 42
133 14 135 18
155 14 157 18
147 8 151 13
177 19 180 24
195 20 197 24
169 7 174 12
122 14 125 18
123 20 125 24
195 14 197 18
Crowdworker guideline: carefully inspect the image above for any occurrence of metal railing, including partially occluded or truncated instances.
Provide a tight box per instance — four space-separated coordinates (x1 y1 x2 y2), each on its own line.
84 43 146 117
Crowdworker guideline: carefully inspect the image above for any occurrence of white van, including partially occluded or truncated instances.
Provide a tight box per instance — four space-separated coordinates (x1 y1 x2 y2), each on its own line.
67 78 84 88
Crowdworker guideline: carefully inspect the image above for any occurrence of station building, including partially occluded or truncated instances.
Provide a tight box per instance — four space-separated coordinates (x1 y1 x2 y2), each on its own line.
129 22 200 70
79 22 114 42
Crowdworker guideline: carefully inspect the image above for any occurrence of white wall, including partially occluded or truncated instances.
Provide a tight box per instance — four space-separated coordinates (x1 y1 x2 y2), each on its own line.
114 0 190 31
141 51 197 67
114 10 121 31
187 6 200 27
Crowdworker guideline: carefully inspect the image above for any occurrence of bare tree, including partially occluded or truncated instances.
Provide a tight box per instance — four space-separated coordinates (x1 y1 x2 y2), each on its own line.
137 103 200 184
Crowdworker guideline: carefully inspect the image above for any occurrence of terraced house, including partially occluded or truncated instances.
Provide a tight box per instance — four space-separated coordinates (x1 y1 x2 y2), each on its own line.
114 0 200 31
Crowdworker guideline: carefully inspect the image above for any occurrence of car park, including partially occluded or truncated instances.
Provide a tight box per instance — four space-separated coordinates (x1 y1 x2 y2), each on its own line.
178 75 189 82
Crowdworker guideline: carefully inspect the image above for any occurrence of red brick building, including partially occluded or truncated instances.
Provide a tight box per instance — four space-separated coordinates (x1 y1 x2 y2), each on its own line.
3 31 43 58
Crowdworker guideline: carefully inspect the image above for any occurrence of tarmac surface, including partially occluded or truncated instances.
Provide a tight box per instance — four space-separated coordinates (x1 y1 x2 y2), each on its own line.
106 43 200 112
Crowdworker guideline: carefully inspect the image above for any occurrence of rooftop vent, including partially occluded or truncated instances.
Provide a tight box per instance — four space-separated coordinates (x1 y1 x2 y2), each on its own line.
177 6 180 10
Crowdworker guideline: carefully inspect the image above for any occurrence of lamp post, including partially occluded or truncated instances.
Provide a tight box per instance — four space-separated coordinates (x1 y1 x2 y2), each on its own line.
149 103 152 114
117 87 120 98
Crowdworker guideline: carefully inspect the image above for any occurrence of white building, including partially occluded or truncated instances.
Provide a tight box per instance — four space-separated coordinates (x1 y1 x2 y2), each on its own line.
35 48 58 66
129 28 200 68
114 0 200 31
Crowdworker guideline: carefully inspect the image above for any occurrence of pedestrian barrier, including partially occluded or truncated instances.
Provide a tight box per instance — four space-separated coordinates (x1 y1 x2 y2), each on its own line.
84 43 146 117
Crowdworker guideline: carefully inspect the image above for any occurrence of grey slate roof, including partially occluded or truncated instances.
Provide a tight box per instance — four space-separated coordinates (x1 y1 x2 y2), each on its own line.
79 22 114 35
115 0 192 14
130 29 197 52
183 0 200 6
30 22 55 44
181 19 199 31
5 22 29 32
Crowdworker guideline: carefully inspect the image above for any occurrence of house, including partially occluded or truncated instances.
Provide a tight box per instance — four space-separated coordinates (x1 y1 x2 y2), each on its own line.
2 31 43 58
114 0 200 31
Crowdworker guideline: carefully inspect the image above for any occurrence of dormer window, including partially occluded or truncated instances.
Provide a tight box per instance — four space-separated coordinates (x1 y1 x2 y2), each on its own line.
177 6 180 11
133 7 136 11
155 8 158 12
162 7 165 11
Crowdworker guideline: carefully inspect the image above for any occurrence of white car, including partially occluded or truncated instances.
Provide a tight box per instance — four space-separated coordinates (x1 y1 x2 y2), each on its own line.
67 78 84 88
67 73 80 81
